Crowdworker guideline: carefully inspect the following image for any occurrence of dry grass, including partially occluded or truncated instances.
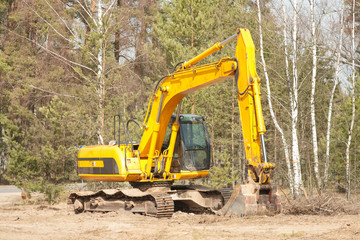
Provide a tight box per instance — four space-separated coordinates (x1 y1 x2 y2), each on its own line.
282 193 360 215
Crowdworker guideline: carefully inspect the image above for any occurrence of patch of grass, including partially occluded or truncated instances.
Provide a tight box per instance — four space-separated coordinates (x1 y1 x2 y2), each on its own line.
278 231 305 238
192 227 207 240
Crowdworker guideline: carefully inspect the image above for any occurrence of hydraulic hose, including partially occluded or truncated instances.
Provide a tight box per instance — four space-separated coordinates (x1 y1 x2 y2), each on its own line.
234 58 249 96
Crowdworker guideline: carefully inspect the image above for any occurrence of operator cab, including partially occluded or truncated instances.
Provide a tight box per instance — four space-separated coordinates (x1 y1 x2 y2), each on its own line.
162 114 211 173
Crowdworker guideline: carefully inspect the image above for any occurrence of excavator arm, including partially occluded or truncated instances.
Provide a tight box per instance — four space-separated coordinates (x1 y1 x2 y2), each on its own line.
138 28 274 183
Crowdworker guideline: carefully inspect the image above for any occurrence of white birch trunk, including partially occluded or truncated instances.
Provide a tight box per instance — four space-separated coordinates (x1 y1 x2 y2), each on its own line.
324 0 344 188
291 0 302 198
282 0 295 195
309 0 321 190
96 0 105 145
345 0 356 200
258 0 294 194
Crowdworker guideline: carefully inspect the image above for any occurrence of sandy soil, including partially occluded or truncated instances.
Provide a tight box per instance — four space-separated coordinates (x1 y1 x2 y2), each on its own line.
0 191 359 240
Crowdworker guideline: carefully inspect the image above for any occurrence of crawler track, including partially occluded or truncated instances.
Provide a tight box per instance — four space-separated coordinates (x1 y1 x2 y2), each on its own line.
68 189 175 218
68 184 280 218
151 194 174 218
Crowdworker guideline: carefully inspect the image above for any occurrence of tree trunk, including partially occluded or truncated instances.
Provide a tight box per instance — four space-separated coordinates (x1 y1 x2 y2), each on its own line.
134 0 146 77
291 0 303 198
114 0 122 62
6 0 17 39
324 0 344 189
91 0 97 12
96 0 105 145
281 0 296 195
309 0 321 191
114 30 120 62
345 0 356 200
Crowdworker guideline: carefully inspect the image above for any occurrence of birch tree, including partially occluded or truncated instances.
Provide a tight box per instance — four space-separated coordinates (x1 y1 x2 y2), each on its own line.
81 0 119 144
309 0 321 190
257 0 294 194
324 0 344 188
94 0 106 144
290 0 303 198
344 0 356 200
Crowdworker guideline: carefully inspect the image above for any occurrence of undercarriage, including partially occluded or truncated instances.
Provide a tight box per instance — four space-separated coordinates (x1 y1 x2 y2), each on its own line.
68 182 281 218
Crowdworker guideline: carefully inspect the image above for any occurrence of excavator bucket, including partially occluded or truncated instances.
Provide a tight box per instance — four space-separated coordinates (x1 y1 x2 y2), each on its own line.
218 183 281 216
217 185 246 216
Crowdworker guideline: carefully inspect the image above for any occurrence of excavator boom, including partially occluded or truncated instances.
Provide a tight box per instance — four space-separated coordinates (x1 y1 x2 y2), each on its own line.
137 28 273 183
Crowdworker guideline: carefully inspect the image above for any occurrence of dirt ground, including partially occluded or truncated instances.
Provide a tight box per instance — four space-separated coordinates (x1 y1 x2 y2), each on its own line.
0 190 359 240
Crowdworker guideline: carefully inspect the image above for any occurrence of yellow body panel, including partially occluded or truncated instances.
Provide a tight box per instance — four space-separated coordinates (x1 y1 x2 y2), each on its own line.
77 145 129 181
78 144 210 182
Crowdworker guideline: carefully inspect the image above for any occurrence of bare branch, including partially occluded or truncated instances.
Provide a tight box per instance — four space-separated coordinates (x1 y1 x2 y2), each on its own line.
2 26 97 77
75 0 98 27
43 0 78 41
26 84 84 100
22 0 74 44
103 0 117 17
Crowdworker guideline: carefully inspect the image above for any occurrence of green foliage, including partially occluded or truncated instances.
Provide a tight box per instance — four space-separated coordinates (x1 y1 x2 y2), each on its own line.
0 0 7 26
207 150 239 188
0 50 11 73
2 96 79 202
154 0 248 66
36 182 64 204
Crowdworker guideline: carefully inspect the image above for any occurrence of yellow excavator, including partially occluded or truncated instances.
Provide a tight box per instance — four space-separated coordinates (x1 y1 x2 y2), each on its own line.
69 28 281 217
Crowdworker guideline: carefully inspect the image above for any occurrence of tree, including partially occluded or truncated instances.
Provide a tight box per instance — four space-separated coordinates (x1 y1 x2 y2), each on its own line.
324 0 345 189
286 0 303 198
309 0 321 191
344 0 357 199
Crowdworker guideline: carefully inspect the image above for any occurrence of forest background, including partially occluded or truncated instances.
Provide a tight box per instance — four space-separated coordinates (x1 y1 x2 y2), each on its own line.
0 0 359 201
